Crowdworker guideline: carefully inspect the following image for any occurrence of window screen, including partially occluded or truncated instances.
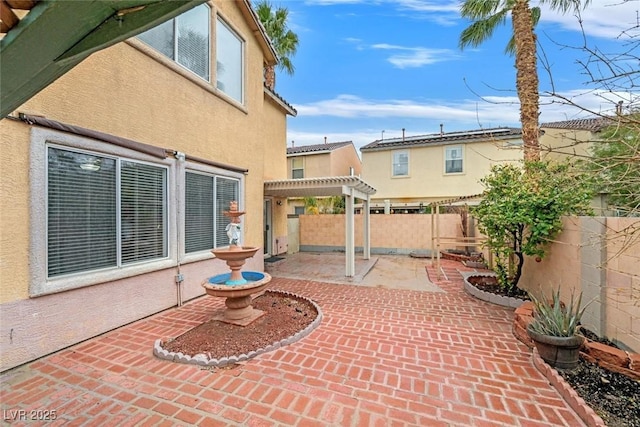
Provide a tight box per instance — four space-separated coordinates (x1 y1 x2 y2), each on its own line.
138 4 210 80
393 151 409 176
47 147 167 277
445 146 463 173
216 18 243 102
185 172 239 253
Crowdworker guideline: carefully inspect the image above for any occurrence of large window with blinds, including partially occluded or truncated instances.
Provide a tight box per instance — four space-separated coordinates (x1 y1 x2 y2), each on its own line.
137 4 210 81
47 147 167 278
185 172 239 253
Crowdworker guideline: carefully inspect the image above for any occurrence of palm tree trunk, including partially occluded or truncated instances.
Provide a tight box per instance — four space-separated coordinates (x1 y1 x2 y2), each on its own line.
512 0 540 162
264 65 276 90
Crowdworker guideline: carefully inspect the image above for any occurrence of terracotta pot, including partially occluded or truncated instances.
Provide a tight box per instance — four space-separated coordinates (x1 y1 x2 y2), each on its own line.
527 325 584 369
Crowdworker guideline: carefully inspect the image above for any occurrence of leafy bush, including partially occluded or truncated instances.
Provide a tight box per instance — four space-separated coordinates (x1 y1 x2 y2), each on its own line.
472 161 594 295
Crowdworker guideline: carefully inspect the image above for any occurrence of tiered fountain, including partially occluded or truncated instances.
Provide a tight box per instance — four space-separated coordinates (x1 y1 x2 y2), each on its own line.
201 201 271 326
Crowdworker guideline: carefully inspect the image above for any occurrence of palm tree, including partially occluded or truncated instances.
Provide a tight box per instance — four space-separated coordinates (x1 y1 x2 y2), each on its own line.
254 1 299 90
459 0 590 162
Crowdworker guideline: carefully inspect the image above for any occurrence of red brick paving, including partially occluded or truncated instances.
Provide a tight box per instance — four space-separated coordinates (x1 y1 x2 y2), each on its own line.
0 259 586 426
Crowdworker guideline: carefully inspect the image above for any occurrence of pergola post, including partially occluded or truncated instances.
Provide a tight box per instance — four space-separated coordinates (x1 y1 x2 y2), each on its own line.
363 195 370 260
345 191 355 277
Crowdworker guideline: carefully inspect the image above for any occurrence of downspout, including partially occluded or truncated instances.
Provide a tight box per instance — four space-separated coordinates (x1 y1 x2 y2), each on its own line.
174 151 186 306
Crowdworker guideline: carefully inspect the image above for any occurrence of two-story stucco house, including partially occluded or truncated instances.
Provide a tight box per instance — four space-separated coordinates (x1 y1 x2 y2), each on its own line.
360 128 524 212
286 140 362 214
0 0 295 372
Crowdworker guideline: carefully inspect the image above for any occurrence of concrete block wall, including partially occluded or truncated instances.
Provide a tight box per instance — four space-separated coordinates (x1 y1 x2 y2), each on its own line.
521 217 639 353
299 214 462 253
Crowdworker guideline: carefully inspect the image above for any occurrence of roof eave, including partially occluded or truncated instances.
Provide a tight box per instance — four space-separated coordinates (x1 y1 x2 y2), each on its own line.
239 0 278 66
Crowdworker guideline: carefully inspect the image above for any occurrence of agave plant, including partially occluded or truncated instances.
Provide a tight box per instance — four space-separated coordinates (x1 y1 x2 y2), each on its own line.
528 288 590 337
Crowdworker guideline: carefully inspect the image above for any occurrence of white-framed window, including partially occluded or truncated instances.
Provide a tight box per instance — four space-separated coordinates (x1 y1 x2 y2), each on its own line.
46 146 168 278
445 145 463 174
216 18 244 103
185 172 240 252
392 150 409 176
291 157 304 179
31 128 178 296
137 4 211 81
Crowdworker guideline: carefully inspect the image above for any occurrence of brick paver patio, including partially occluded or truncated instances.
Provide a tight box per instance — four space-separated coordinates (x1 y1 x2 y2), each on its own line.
0 259 586 426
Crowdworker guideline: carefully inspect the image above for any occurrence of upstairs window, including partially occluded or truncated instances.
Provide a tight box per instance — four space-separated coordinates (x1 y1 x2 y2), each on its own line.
392 150 409 176
216 18 244 103
138 4 211 81
445 145 463 174
291 157 304 179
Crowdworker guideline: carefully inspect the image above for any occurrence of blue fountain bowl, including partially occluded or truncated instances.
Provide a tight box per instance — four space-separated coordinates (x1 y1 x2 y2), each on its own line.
207 271 267 286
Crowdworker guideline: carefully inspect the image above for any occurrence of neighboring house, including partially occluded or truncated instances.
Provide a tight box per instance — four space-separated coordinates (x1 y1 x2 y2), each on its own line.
0 1 295 372
360 128 523 212
287 140 362 214
540 117 615 161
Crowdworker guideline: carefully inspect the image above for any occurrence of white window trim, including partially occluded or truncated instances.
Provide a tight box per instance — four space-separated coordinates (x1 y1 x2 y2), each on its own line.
444 145 465 175
29 128 178 297
179 160 244 264
392 150 409 177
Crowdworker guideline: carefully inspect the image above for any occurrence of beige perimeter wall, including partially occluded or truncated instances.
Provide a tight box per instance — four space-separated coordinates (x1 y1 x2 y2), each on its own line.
299 213 463 254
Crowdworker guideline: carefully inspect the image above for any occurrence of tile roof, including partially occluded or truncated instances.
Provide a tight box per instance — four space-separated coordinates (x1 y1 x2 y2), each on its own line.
541 117 615 132
360 127 522 151
264 85 297 116
287 141 353 155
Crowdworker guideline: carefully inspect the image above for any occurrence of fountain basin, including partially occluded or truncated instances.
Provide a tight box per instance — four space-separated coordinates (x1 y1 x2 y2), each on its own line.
212 246 260 261
204 271 271 289
202 271 271 326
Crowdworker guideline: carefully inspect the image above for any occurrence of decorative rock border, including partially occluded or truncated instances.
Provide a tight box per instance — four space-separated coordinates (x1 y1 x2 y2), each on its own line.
531 348 607 427
460 271 527 308
153 290 323 368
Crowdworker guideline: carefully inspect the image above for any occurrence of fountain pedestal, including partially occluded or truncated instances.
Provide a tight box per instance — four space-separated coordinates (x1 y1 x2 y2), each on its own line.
201 201 271 326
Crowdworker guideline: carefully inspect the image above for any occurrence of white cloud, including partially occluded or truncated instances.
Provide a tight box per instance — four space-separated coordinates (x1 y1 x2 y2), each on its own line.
539 2 639 40
288 89 638 152
393 0 460 13
371 44 460 67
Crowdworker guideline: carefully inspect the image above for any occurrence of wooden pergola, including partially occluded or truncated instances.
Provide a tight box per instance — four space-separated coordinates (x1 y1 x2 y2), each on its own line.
429 193 489 279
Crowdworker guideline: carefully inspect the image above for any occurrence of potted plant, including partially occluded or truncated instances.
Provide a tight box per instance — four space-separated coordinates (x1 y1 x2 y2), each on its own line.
527 288 590 369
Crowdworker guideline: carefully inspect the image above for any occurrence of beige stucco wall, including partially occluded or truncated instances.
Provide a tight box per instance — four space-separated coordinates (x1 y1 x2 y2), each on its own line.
0 1 290 371
361 141 521 204
539 127 594 162
329 145 362 176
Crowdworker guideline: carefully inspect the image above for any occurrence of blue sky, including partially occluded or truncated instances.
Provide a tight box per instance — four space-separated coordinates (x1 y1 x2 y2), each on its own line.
273 0 639 152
